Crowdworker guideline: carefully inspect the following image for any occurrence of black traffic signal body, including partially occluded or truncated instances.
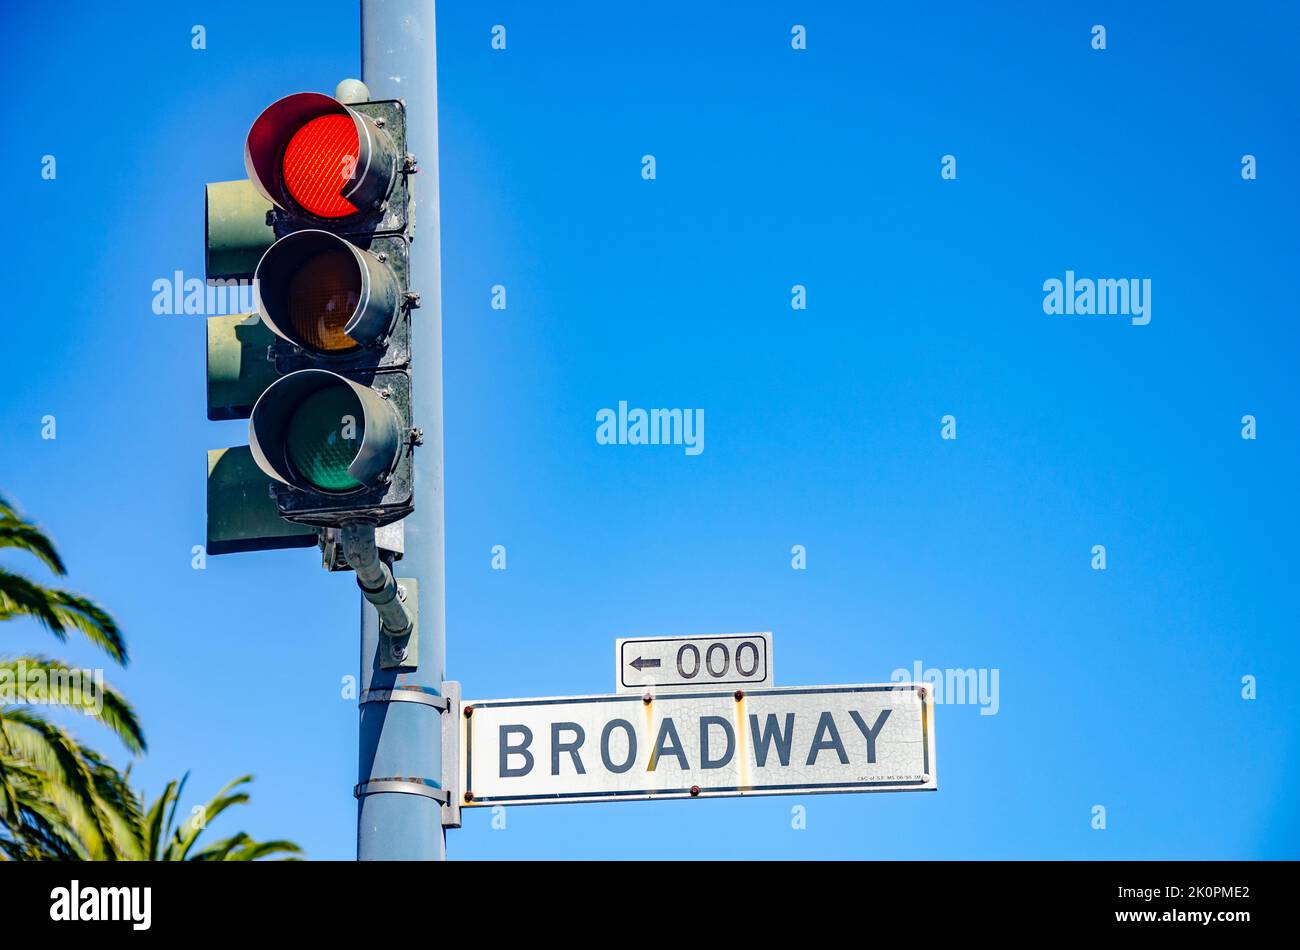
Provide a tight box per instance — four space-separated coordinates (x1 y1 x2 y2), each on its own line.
205 91 418 553
241 92 417 529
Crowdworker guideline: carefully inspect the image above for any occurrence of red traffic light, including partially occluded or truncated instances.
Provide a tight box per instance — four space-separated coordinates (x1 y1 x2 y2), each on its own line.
245 92 397 223
283 114 361 218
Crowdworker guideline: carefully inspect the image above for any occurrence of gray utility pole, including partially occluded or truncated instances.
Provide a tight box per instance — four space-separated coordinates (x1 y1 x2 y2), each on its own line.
356 0 448 861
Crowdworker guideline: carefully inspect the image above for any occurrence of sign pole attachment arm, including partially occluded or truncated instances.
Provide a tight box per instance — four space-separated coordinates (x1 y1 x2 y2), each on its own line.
440 680 462 829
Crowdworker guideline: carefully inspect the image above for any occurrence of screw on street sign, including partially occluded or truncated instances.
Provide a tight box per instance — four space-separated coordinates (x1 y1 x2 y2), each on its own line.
457 684 935 807
615 633 773 694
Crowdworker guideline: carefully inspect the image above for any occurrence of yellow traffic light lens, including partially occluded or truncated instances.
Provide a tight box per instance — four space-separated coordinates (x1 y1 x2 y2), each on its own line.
285 386 366 492
286 249 362 353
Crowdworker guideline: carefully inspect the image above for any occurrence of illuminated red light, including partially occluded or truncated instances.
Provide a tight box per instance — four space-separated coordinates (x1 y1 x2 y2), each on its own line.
282 114 360 219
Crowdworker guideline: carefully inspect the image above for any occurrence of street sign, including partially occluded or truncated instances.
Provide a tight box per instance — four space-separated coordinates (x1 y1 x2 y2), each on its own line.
615 632 772 693
458 683 935 808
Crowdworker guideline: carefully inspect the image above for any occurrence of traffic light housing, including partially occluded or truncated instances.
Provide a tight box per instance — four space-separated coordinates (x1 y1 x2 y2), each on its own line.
249 368 414 527
245 91 417 529
205 87 419 547
253 229 411 373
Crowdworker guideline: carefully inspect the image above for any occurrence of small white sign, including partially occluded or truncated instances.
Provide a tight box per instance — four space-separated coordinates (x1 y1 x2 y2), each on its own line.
615 633 772 693
459 683 936 807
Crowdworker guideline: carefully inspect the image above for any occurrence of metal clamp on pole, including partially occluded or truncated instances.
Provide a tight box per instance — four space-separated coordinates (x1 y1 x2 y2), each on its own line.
353 681 459 825
341 522 418 668
359 686 447 711
354 777 447 805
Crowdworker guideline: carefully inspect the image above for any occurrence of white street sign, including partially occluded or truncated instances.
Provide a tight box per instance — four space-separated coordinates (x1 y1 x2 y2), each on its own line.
615 632 773 693
459 683 935 808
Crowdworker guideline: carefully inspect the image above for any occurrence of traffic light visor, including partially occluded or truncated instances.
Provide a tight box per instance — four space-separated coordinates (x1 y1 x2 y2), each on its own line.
245 92 396 221
254 230 399 355
249 369 404 495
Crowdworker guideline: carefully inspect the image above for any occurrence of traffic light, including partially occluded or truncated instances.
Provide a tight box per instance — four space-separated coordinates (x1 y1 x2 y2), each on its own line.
252 228 410 371
203 82 421 665
248 366 413 526
244 91 412 237
241 90 418 529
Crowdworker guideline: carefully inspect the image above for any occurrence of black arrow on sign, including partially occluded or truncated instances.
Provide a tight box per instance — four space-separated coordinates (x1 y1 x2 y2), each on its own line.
629 656 662 671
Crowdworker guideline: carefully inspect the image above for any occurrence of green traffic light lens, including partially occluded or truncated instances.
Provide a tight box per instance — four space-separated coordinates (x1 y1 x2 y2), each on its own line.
285 386 366 492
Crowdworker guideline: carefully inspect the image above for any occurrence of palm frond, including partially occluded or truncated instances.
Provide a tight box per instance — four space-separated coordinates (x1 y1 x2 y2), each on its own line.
187 831 251 861
0 656 145 754
226 838 302 861
190 833 301 861
0 520 65 575
159 772 189 859
0 571 127 665
167 775 253 861
144 773 301 861
0 709 126 859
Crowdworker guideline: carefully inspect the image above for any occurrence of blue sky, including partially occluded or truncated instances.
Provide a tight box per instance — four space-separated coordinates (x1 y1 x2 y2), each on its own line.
1 1 1297 859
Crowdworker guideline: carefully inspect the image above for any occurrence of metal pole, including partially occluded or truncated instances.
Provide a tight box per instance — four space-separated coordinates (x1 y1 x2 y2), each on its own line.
357 0 447 861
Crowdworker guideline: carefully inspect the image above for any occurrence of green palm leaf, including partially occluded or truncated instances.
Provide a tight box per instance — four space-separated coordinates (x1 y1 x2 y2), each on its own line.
187 831 251 861
0 519 65 575
189 832 302 861
0 493 297 863
0 496 29 526
125 773 302 861
0 570 127 665
140 776 178 861
166 775 253 861
0 492 149 860
226 838 302 861
0 656 144 754
0 710 118 859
